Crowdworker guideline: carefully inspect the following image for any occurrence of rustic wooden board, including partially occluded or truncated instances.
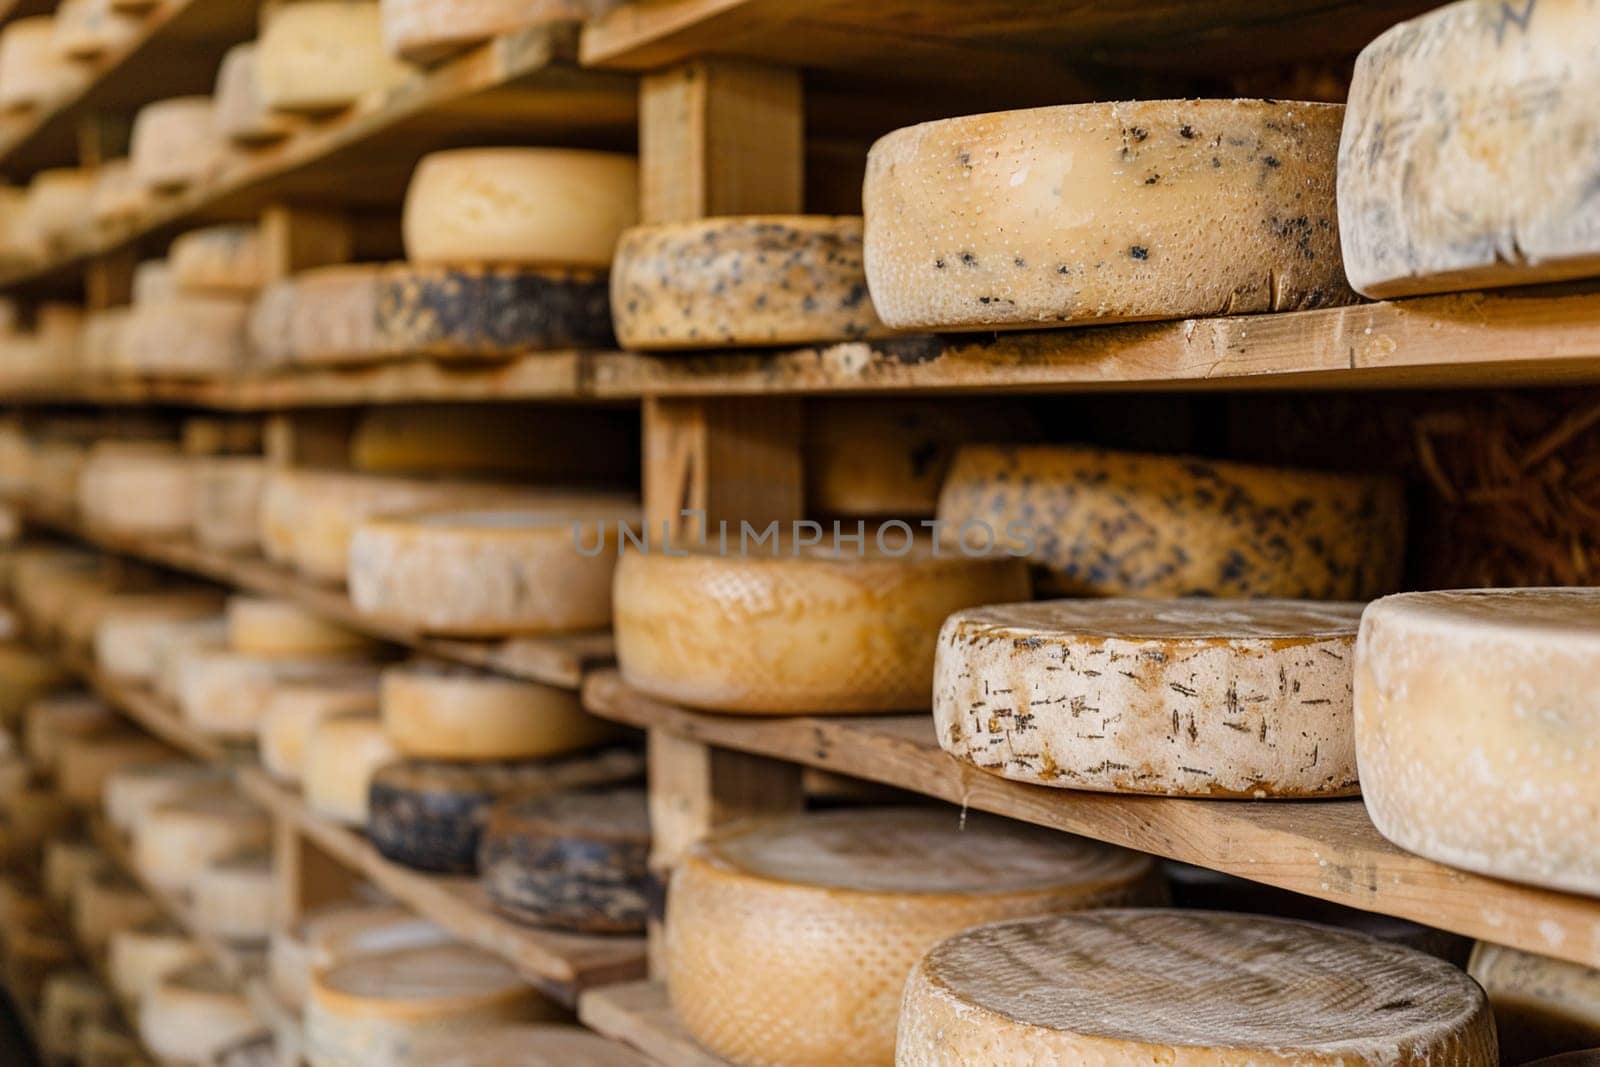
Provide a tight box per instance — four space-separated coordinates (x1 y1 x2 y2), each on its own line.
579 981 729 1067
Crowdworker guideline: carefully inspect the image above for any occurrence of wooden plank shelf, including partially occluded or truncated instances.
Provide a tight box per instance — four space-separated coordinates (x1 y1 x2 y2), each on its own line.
580 981 726 1067
582 669 1600 973
72 654 230 764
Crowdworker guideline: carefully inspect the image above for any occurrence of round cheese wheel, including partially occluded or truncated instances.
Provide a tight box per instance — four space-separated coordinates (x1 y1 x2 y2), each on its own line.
667 807 1159 1066
24 692 115 776
40 970 114 1060
90 158 148 231
611 216 888 350
152 617 230 703
193 456 265 553
380 0 589 63
195 852 274 944
863 100 1354 331
259 676 381 784
899 911 1495 1066
1356 589 1600 896
1469 941 1600 1063
349 506 634 636
305 943 557 1066
227 596 376 657
133 258 173 304
104 761 228 834
419 1024 649 1066
177 648 374 740
25 167 96 248
73 870 160 955
381 662 614 762
133 790 270 894
140 963 262 1064
129 96 221 192
214 42 296 144
935 599 1364 798
614 540 1030 713
109 917 203 1006
272 904 452 1009
257 0 410 113
304 714 397 825
52 0 142 59
77 444 194 535
402 149 638 267
95 598 221 681
479 787 648 933
58 731 179 806
0 17 93 112
119 296 251 376
938 445 1406 599
170 225 265 296
43 837 107 908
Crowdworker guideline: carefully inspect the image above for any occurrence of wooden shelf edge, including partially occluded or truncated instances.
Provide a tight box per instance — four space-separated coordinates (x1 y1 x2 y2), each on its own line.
581 669 1600 972
579 980 727 1067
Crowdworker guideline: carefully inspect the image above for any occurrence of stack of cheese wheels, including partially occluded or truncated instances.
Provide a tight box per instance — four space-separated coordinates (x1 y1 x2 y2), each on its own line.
24 168 96 249
379 0 588 63
862 99 1353 331
90 158 147 233
40 970 113 1062
897 911 1496 1066
934 598 1365 797
614 535 1029 713
24 692 115 777
72 870 159 955
306 942 558 1065
213 42 296 144
76 442 193 534
109 917 204 1006
938 445 1406 599
270 903 452 1009
129 97 221 193
132 787 269 895
1339 0 1600 298
92 593 221 680
348 501 637 636
140 963 262 1065
259 675 381 784
478 787 649 932
194 852 275 945
610 216 890 349
668 807 1159 1065
305 712 399 825
58 730 179 806
0 17 92 112
121 243 251 377
52 0 142 59
1356 589 1600 895
257 0 409 113
420 1024 650 1067
192 455 267 553
103 760 227 834
1469 941 1600 1062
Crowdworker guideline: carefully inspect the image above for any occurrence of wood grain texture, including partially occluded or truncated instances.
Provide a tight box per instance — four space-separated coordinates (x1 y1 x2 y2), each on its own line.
579 981 730 1067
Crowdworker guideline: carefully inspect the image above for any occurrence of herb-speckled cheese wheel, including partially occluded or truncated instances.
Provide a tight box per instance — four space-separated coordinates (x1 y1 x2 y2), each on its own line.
103 762 227 834
478 787 649 933
305 714 398 825
52 0 141 60
381 663 614 761
421 1025 649 1067
177 648 376 740
133 791 270 894
349 506 635 636
369 747 643 874
214 43 296 144
73 870 160 955
140 964 262 1065
610 216 888 349
1469 941 1600 1063
77 444 194 535
195 852 275 944
898 911 1496 1067
403 149 638 267
170 225 264 296
0 17 92 112
227 596 375 657
1339 1 1600 299
380 0 589 63
668 807 1159 1067
614 542 1030 714
935 599 1364 798
305 944 557 1066
58 731 179 806
40 970 113 1059
109 917 204 1006
1356 589 1600 896
864 100 1354 331
938 445 1405 599
259 677 381 784
194 456 266 553
129 96 221 192
258 0 410 113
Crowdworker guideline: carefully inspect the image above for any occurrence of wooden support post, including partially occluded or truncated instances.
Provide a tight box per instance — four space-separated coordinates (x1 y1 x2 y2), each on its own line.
84 249 136 311
259 204 353 283
272 817 360 931
264 410 357 469
76 114 130 168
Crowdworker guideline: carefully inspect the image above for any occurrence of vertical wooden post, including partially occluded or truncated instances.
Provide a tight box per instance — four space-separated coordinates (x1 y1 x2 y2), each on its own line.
271 817 359 932
84 249 136 311
259 204 353 283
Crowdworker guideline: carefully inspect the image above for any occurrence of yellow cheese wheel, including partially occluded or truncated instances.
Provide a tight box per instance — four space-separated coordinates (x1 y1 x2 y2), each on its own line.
0 17 93 112
52 0 142 60
77 443 194 535
1469 941 1600 1063
381 662 612 761
304 714 397 825
139 963 263 1064
129 96 221 192
58 731 179 806
109 917 203 1007
257 0 410 113
380 0 590 63
214 42 297 144
194 852 275 944
227 596 376 657
170 225 265 296
103 761 228 834
72 870 160 955
133 790 270 894
193 456 266 553
24 692 115 776
258 676 381 785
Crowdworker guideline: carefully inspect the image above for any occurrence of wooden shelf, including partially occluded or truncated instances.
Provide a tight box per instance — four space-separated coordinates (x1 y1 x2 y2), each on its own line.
580 981 725 1067
582 669 1600 973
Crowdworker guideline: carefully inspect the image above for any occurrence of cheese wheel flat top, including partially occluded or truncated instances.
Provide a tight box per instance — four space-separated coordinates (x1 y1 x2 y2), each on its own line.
380 0 590 63
951 598 1364 642
422 1024 649 1066
902 911 1495 1065
53 0 142 59
0 17 92 111
226 595 374 656
312 943 532 1014
1361 587 1600 640
90 158 147 227
257 0 410 113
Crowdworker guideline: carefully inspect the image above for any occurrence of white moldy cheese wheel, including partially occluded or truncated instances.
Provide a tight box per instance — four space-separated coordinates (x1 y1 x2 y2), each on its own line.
863 100 1354 331
194 852 275 944
170 225 264 296
934 599 1363 798
614 542 1030 714
177 648 375 740
214 42 296 144
52 0 142 60
349 506 635 636
306 943 557 1066
305 714 398 825
133 790 270 894
104 761 227 833
109 917 203 1006
380 0 589 63
257 0 410 113
381 662 613 761
119 296 250 376
77 443 194 535
403 149 639 267
938 445 1405 599
897 910 1496 1067
194 456 266 553
129 96 221 192
0 17 92 112
420 1025 650 1066
140 964 262 1065
1355 589 1600 896
667 807 1159 1067
1469 941 1600 1062
1339 1 1600 299
227 596 375 657
610 216 889 350
259 677 380 784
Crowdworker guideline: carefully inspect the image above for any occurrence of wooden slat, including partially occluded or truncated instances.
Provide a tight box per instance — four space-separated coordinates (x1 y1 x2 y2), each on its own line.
579 981 728 1067
582 669 1600 973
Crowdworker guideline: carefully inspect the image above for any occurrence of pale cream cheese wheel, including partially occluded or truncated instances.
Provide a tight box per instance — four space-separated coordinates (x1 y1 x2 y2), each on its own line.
139 963 262 1065
95 598 221 681
90 158 147 232
24 167 96 248
133 790 270 894
304 713 397 825
0 17 93 112
381 662 613 761
214 42 297 144
152 617 229 702
272 904 452 1009
175 646 375 740
169 225 264 296
379 0 590 63
257 0 410 113
109 917 204 1006
52 0 142 60
1469 940 1600 1063
193 456 266 553
103 761 228 834
72 870 160 955
77 443 194 535
897 910 1496 1066
194 852 275 944
118 296 251 377
129 96 221 192
227 596 376 657
258 677 381 785
667 807 1160 1067
133 258 173 304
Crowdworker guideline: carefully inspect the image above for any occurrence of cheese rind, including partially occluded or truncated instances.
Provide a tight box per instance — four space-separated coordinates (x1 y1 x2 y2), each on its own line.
170 225 265 296
140 964 262 1064
863 100 1354 331
214 43 296 144
1355 589 1600 897
418 1025 650 1067
77 444 194 535
104 761 228 833
897 911 1496 1066
90 159 146 231
119 296 251 377
24 168 96 249
176 648 375 739
133 791 270 894
304 714 397 826
380 0 590 63
93 595 221 680
259 678 381 785
274 905 452 1009
58 731 178 807
109 918 204 1006
193 456 266 553
0 17 93 112
381 663 614 761
610 216 889 349
52 0 142 59
1469 941 1600 1063
258 0 409 113
1338 1 1600 298
935 599 1364 798
227 596 374 657
194 852 275 944
129 96 221 192
73 871 160 955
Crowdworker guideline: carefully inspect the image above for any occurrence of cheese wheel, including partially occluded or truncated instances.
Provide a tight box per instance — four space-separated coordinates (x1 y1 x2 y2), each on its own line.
304 714 398 825
614 541 1030 713
152 617 230 702
214 43 296 144
420 1025 650 1067
73 870 160 955
612 216 888 350
1469 941 1600 1063
58 732 179 806
41 970 114 1059
863 100 1353 331
369 747 643 874
1356 589 1600 896
898 911 1495 1067
90 158 147 231
195 852 275 944
25 167 96 248
227 596 376 657
52 0 142 59
258 676 380 784
24 692 115 776
1339 1 1600 298
272 905 452 1009
78 1020 144 1067
935 599 1363 798
133 791 270 894
70 588 221 659
349 506 634 636
133 259 174 304
177 647 374 739
0 17 93 112
77 444 194 535
170 225 265 296
257 1 410 113
402 149 638 268
193 456 266 553
668 807 1159 1066
381 662 613 762
305 943 556 1067
109 917 204 1006
104 762 228 834
44 837 107 908
140 963 262 1064
95 598 221 680
129 96 221 192
478 787 648 933
380 0 589 63
939 445 1405 599
120 296 251 377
